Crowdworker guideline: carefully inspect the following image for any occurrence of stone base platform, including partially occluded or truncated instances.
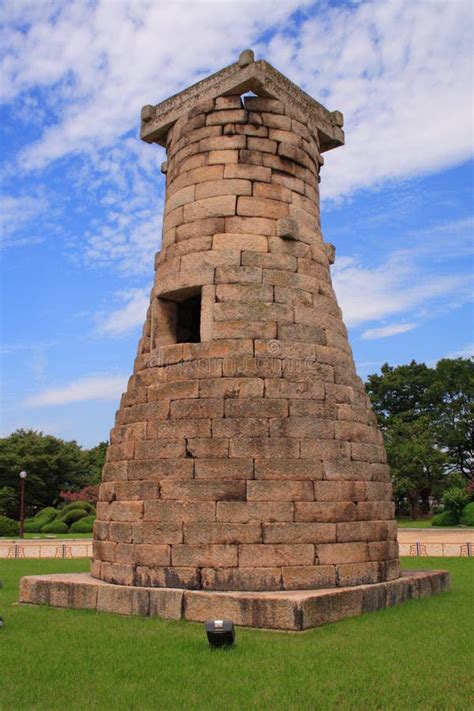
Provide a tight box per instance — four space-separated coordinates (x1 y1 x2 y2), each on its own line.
19 570 450 631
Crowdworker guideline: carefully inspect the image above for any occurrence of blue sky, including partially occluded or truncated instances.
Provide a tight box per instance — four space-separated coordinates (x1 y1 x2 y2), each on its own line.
1 0 473 447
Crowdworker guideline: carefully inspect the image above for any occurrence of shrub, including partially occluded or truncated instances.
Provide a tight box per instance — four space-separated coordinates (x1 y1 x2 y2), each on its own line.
70 514 95 533
56 509 89 525
40 521 69 534
60 501 95 515
24 518 43 533
442 487 470 517
0 516 19 537
34 507 58 523
431 510 459 526
460 502 474 527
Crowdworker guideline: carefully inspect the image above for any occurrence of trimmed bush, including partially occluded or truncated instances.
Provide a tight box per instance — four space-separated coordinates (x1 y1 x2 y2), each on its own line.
56 509 88 525
60 501 95 515
460 502 474 527
70 514 95 533
0 516 19 537
24 519 43 533
442 487 470 517
40 521 69 534
431 510 459 527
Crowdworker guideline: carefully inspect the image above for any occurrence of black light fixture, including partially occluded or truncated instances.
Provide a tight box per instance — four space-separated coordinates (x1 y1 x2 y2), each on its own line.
0 616 5 630
205 619 235 647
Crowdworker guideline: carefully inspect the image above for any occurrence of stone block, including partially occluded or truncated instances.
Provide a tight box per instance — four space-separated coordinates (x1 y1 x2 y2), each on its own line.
241 251 297 271
148 588 184 619
314 480 366 502
109 501 143 522
183 523 262 544
195 178 251 199
237 196 288 220
295 501 357 522
132 522 183 544
215 265 262 283
261 112 291 130
144 500 215 523
254 182 292 202
160 479 246 501
243 97 284 113
336 562 380 587
175 216 225 242
247 137 277 154
212 417 268 438
255 459 323 480
206 109 248 125
172 544 238 567
239 543 314 567
224 398 287 417
170 398 224 419
230 437 299 459
247 480 313 501
216 501 294 523
207 150 240 165
96 586 150 616
213 232 268 252
128 459 194 481
194 458 253 479
263 523 336 544
199 135 246 152
212 320 277 340
185 438 229 458
282 565 336 590
317 542 368 565
336 521 394 543
226 215 276 236
201 567 282 591
135 438 186 459
357 501 396 521
224 164 272 182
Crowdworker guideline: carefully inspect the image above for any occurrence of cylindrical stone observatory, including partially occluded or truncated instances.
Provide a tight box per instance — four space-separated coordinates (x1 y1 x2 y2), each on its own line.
92 50 400 593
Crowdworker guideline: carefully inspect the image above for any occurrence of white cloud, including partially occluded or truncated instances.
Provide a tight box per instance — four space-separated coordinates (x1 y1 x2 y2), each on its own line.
264 0 474 199
0 0 470 203
361 322 417 340
0 194 49 246
443 343 474 360
332 214 473 331
97 287 149 336
25 374 127 406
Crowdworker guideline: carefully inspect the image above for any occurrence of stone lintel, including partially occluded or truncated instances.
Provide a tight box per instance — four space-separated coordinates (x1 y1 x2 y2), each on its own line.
19 570 450 631
140 58 344 153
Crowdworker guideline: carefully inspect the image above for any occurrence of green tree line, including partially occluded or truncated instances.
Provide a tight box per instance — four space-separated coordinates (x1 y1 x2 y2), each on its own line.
0 430 107 518
366 357 473 518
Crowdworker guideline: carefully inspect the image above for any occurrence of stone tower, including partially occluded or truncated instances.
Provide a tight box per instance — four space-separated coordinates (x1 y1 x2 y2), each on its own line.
90 50 400 593
20 52 450 630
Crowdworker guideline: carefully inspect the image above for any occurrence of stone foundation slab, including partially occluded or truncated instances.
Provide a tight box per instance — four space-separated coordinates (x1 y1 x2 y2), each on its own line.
19 569 450 631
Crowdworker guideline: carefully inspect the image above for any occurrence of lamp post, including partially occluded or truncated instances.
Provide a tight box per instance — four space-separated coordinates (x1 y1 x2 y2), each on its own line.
19 471 27 539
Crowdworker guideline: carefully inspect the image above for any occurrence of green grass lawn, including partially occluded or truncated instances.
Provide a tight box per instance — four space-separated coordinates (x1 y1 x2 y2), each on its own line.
397 518 435 528
0 558 472 711
0 533 92 540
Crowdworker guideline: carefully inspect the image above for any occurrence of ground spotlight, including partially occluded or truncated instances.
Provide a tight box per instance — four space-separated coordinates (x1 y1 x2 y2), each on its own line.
0 616 5 630
205 619 235 648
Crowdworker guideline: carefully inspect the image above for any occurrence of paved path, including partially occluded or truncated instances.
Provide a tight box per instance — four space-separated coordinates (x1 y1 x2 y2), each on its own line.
1 529 473 559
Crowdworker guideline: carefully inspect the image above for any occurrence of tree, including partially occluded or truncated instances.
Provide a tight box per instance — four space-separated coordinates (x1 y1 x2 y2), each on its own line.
430 358 473 480
0 486 18 518
0 430 97 514
366 358 473 518
82 442 108 484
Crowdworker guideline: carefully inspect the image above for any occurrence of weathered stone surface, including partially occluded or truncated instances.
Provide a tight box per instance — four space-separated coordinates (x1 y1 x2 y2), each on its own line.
86 51 402 599
20 570 451 630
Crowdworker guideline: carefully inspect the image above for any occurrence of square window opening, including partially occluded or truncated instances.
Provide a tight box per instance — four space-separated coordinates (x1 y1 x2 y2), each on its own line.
176 293 201 343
